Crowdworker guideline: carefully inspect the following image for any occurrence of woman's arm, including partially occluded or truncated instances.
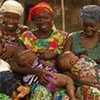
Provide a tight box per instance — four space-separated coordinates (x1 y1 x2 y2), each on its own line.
63 71 82 83
0 42 2 56
39 49 58 60
9 42 29 73
10 59 55 85
63 34 73 52
10 43 56 84
0 44 18 60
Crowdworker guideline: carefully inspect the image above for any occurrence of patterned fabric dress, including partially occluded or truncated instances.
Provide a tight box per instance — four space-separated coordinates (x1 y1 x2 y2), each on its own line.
0 93 10 100
19 28 69 100
71 57 98 78
71 31 100 100
19 29 67 54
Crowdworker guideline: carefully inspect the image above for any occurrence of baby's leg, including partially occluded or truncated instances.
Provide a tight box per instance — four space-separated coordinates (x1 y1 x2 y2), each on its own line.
54 73 77 100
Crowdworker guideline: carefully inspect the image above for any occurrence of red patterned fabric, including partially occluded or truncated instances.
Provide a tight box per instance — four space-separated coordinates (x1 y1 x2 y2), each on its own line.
28 2 54 21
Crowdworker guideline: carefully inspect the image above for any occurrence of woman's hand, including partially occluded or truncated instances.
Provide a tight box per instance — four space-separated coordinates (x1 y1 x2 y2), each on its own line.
35 68 56 85
79 54 89 59
1 44 17 60
80 76 99 88
38 48 57 60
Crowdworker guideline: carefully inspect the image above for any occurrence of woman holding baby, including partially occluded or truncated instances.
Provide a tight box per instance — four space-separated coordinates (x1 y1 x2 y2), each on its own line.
62 5 100 100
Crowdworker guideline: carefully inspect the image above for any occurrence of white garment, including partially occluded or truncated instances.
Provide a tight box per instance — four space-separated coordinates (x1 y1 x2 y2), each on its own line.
1 0 24 16
0 59 11 72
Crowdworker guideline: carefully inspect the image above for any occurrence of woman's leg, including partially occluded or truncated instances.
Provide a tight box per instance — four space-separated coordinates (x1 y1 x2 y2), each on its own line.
53 88 69 100
0 71 20 96
30 82 52 100
0 93 11 100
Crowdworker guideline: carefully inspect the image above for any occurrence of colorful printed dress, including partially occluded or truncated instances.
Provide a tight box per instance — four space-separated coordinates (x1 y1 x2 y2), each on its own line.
19 29 67 54
71 31 100 100
71 57 98 78
19 28 69 100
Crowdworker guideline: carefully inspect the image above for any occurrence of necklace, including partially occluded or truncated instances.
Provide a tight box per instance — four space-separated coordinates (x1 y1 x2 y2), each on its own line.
0 27 20 44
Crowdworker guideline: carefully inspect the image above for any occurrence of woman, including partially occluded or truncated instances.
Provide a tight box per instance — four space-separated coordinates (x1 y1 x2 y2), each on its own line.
0 0 28 60
0 0 29 99
63 5 100 100
11 2 69 100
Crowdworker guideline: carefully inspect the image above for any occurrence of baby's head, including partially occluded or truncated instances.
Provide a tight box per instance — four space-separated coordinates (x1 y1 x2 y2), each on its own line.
16 50 37 67
58 51 79 70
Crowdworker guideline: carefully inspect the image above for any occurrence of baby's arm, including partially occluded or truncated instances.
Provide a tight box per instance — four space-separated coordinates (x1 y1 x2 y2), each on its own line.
39 49 57 60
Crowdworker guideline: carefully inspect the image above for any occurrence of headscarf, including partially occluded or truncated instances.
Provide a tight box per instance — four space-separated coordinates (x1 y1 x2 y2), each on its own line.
28 2 54 21
81 5 100 23
1 0 24 16
0 8 3 17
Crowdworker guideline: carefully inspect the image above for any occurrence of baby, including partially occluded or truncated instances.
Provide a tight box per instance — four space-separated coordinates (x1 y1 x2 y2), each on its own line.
16 50 77 100
0 59 30 100
58 51 100 88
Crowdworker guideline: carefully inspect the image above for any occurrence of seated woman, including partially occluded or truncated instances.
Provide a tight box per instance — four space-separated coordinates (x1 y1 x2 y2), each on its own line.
58 51 100 90
0 0 29 99
10 2 69 100
0 59 30 100
16 50 77 100
63 5 100 100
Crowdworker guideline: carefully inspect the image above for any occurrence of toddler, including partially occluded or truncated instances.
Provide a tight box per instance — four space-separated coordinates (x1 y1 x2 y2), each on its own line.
58 51 100 88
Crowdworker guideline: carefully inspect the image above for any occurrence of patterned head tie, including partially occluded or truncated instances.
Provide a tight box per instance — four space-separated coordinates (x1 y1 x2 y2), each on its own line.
1 0 24 16
81 5 100 23
28 2 54 21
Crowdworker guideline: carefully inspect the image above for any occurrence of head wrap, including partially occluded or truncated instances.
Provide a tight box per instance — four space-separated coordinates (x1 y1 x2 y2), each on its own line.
81 5 100 23
1 0 24 16
0 8 3 17
28 2 54 21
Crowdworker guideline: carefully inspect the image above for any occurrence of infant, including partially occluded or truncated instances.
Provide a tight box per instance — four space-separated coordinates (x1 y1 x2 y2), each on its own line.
58 51 100 87
0 59 30 100
16 50 77 100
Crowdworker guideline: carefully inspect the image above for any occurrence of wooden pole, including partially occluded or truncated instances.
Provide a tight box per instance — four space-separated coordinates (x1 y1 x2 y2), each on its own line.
61 0 65 31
